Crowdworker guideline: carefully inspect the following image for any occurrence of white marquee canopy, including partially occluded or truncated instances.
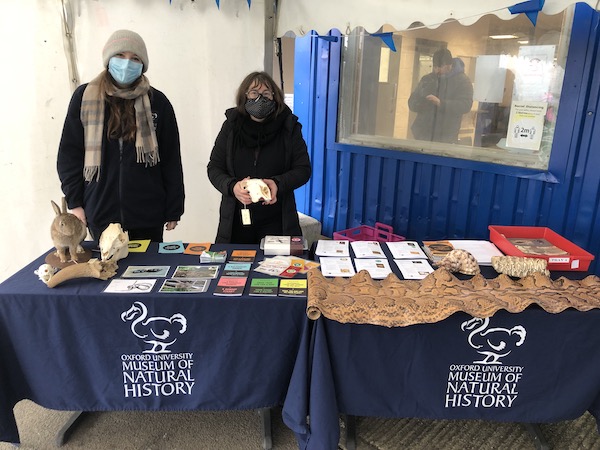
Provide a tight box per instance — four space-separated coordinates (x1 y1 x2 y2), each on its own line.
276 0 600 36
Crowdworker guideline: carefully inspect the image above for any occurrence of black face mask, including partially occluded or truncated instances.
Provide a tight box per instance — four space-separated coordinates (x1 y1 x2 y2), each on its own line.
245 96 276 119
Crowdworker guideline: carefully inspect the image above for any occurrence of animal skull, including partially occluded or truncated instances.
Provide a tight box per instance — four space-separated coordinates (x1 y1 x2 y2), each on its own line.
34 264 57 284
99 223 129 262
242 178 272 203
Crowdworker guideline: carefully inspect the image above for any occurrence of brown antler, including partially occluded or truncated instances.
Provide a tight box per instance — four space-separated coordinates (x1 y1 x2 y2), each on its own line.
47 259 117 288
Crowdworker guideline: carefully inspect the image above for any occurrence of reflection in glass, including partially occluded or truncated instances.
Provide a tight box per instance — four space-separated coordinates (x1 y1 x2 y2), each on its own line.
337 8 573 170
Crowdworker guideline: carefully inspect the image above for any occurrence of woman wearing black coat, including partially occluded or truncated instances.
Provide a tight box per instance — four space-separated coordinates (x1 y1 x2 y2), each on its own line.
207 71 311 244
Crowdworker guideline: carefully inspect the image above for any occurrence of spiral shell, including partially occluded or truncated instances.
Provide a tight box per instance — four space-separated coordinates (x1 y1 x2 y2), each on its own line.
435 249 480 275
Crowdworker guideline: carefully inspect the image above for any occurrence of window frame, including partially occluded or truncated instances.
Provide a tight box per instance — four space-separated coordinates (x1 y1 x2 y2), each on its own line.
326 5 595 184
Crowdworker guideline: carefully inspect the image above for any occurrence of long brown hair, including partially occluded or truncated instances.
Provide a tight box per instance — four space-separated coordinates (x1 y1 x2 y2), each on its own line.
235 71 285 116
100 72 137 141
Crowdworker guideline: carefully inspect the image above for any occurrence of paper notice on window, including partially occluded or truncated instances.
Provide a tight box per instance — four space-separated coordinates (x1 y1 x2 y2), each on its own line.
506 101 547 151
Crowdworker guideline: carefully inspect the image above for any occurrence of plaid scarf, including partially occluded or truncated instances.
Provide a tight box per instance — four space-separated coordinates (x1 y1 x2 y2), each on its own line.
81 72 159 182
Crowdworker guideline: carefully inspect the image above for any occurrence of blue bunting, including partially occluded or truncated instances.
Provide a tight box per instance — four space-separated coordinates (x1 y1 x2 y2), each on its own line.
371 32 397 52
508 0 545 26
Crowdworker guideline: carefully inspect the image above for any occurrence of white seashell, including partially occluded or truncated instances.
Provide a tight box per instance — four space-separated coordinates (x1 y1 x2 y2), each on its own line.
436 249 480 275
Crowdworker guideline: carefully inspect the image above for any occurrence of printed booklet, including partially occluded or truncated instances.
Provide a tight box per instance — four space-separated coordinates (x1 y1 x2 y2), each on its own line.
278 279 308 297
248 278 279 296
213 276 248 296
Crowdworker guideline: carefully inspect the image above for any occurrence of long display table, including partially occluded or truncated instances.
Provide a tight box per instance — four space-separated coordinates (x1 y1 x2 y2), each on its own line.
283 287 600 449
0 243 307 447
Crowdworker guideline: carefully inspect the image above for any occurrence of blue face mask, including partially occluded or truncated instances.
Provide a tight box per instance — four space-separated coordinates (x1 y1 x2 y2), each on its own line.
108 57 143 86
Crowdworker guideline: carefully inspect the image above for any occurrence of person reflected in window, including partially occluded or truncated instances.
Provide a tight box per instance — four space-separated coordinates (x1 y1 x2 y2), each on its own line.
207 71 312 244
408 48 473 144
57 29 185 242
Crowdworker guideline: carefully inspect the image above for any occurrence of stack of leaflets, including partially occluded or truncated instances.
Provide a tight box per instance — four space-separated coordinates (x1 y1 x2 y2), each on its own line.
319 256 356 277
254 256 319 277
249 278 279 296
221 262 252 277
213 276 247 296
214 262 250 296
393 259 434 280
315 240 350 257
353 258 393 279
385 241 433 280
350 241 385 258
386 241 428 259
278 279 308 297
200 250 227 263
229 249 257 262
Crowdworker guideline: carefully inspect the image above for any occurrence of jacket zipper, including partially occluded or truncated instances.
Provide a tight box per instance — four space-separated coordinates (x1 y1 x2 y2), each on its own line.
119 138 125 225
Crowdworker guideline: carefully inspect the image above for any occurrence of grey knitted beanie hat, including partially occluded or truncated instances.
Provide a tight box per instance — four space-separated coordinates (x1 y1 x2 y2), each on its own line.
102 29 149 73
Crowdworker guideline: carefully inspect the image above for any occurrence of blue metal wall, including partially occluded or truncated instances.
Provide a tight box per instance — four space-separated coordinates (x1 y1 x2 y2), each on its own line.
293 5 600 274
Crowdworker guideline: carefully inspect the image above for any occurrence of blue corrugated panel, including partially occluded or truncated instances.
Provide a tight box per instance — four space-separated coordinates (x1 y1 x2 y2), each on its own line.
293 7 600 274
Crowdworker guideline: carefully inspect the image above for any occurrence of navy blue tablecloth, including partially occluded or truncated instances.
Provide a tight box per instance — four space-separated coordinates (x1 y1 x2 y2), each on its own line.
283 308 600 449
0 243 307 444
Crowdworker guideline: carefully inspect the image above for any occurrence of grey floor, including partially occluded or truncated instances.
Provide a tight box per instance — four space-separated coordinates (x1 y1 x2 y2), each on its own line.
3 400 600 449
0 401 300 450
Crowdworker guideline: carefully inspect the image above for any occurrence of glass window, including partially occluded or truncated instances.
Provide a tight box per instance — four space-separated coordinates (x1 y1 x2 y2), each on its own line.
337 9 574 170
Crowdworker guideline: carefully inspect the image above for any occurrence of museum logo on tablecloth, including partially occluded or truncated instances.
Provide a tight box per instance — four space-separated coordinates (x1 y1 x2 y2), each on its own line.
445 317 527 409
119 301 195 398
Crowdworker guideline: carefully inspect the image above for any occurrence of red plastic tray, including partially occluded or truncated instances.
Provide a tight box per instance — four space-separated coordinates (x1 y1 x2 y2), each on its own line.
488 225 594 271
333 222 405 243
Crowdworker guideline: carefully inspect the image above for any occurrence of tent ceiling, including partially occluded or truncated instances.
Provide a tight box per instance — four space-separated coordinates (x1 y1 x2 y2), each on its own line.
276 0 599 36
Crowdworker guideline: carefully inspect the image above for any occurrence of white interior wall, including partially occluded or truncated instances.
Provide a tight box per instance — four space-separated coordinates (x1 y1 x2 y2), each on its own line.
0 0 265 282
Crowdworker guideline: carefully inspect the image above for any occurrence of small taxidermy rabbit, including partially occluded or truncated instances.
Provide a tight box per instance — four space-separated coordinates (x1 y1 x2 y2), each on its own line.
51 197 87 263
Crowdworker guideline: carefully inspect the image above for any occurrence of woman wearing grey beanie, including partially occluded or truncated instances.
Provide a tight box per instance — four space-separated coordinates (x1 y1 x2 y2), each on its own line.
57 29 185 242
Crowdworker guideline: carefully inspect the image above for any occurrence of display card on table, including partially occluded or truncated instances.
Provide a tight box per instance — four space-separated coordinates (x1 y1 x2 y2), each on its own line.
386 241 428 259
128 239 151 252
158 278 210 293
183 242 212 255
350 241 385 258
222 262 252 277
229 249 257 262
353 258 393 279
172 265 220 279
104 279 157 293
213 276 247 296
315 240 350 257
248 278 279 296
278 279 308 297
159 241 185 254
122 265 170 278
394 259 435 279
319 256 356 277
